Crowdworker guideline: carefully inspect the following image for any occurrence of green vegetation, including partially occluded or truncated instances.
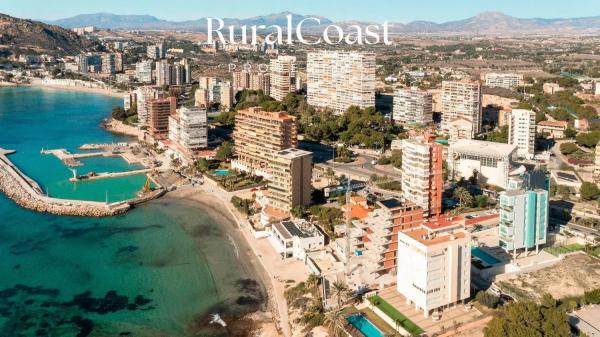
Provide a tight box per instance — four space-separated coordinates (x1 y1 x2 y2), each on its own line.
215 141 234 161
367 295 424 335
484 301 570 337
230 196 254 215
544 243 585 256
111 106 138 124
309 205 344 236
483 125 508 144
581 182 600 201
377 150 402 169
210 168 263 191
453 187 474 208
376 180 402 191
476 291 500 309
559 142 578 155
576 131 600 148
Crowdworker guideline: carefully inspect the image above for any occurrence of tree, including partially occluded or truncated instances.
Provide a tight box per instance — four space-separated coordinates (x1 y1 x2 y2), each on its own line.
195 158 210 173
564 128 577 139
559 142 578 155
324 308 345 337
484 302 570 337
215 141 234 161
331 281 349 309
576 131 600 148
476 291 500 309
111 106 127 120
475 195 489 208
583 288 600 304
453 187 473 208
292 205 306 219
581 182 600 201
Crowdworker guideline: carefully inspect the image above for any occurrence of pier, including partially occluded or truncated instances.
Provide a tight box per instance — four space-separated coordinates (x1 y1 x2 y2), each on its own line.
69 168 154 182
41 148 118 167
0 148 164 217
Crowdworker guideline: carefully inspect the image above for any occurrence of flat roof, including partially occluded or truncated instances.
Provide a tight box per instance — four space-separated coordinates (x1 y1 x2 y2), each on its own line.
275 148 313 159
450 139 517 157
379 198 403 209
403 228 467 247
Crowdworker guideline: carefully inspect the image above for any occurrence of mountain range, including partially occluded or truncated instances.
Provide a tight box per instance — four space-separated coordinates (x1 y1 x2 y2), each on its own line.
44 11 600 35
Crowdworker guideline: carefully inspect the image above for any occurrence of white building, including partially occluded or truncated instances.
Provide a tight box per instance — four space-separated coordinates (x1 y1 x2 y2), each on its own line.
397 224 471 317
393 88 433 125
595 81 600 96
134 86 158 126
147 43 164 60
485 73 523 89
448 139 517 189
307 51 376 114
269 55 297 101
441 80 482 139
135 60 153 83
155 59 172 87
268 220 325 261
508 109 536 159
169 106 208 151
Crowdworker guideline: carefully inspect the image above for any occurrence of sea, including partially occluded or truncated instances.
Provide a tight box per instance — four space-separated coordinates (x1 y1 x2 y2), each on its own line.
0 87 263 337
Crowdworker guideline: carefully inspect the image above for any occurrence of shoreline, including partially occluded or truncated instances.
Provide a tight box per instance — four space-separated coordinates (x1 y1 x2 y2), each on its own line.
26 81 125 98
101 118 144 139
166 187 286 337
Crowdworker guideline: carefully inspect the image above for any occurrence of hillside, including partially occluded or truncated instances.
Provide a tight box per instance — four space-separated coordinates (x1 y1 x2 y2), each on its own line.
0 13 93 55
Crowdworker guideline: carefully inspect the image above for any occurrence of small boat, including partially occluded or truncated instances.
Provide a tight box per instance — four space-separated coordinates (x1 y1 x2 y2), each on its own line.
209 313 226 327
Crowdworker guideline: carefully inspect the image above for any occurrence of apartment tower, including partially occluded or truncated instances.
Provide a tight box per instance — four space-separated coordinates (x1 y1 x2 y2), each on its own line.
269 56 297 101
267 148 313 212
148 97 177 139
441 80 482 139
393 88 433 125
508 109 536 159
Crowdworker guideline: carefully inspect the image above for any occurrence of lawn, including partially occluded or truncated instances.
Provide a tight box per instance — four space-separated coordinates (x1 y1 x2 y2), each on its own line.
367 295 424 335
544 243 585 256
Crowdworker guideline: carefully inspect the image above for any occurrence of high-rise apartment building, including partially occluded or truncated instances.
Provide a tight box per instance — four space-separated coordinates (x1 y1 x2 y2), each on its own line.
134 86 158 126
269 56 297 101
401 135 443 217
155 60 172 87
135 60 153 83
101 53 115 74
508 109 536 159
148 97 176 139
393 88 433 125
232 107 297 177
169 106 208 151
485 73 523 89
397 224 470 318
78 54 88 74
220 82 233 111
499 170 549 257
307 51 376 114
267 148 313 212
441 80 482 139
233 71 271 95
595 143 600 182
114 53 123 73
147 43 164 60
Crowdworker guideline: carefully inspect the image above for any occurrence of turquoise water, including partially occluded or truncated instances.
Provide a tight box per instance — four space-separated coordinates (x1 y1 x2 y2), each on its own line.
214 169 230 176
471 247 501 265
346 313 384 337
0 87 263 336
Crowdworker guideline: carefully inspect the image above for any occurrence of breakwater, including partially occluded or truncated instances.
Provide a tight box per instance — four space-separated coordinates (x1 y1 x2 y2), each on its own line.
0 148 163 217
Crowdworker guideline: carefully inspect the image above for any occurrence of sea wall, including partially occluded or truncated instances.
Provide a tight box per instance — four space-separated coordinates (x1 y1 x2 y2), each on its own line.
0 154 131 217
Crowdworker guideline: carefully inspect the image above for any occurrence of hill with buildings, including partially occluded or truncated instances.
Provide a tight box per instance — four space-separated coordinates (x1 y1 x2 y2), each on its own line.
0 13 93 55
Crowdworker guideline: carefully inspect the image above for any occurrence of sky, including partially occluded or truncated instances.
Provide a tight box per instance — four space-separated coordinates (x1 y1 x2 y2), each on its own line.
2 0 600 22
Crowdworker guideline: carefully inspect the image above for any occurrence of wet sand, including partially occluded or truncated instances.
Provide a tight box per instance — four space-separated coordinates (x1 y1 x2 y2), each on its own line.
28 82 125 98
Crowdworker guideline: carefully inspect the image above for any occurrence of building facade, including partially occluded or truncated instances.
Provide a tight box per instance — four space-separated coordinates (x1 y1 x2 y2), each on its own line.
135 60 153 83
177 106 208 151
134 86 158 126
484 73 523 89
396 225 470 317
401 135 443 217
148 97 176 139
509 109 536 159
441 80 482 139
232 107 297 177
267 148 313 213
307 51 376 114
393 88 433 125
499 170 549 257
269 55 297 101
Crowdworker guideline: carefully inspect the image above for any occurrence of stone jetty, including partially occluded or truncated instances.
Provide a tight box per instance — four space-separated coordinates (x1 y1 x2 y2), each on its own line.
0 148 139 217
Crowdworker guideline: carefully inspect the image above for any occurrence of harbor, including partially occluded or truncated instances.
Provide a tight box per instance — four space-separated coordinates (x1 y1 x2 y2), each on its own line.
0 147 165 217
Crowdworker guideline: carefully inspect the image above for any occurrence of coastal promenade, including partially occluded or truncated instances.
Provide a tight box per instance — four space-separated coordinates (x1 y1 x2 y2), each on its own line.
0 148 134 217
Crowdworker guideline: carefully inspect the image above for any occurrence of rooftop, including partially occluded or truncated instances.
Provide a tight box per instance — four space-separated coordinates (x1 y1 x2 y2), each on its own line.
450 139 517 157
276 220 323 239
403 228 467 247
538 120 568 127
274 148 313 159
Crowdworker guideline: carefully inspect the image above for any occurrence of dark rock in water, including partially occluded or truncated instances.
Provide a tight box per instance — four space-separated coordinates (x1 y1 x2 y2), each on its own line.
39 321 50 328
0 287 18 298
25 299 35 305
134 295 152 306
13 264 21 269
65 290 130 315
236 296 259 306
127 304 138 311
116 245 138 254
119 332 131 336
14 284 59 297
35 329 47 336
71 316 94 337
19 314 31 322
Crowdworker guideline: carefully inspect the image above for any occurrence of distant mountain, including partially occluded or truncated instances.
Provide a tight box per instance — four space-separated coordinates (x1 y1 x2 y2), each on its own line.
45 11 600 35
47 12 332 31
0 13 94 54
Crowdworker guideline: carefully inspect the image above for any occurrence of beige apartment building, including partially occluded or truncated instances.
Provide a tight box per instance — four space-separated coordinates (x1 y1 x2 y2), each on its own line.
270 56 297 101
307 51 376 114
396 223 471 318
267 148 313 212
233 71 271 96
148 97 177 139
232 107 297 177
441 80 482 139
393 88 433 125
508 109 536 159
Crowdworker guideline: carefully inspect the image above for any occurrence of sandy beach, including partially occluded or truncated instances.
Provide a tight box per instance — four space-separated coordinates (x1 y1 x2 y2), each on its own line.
28 81 125 98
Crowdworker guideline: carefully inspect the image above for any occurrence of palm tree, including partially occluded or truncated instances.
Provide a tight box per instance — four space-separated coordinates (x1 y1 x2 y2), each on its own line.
324 307 346 337
331 281 349 309
453 187 473 208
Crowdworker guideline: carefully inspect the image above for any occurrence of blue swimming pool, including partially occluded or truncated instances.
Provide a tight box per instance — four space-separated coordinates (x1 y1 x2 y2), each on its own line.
346 313 384 337
214 169 230 176
471 247 501 265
